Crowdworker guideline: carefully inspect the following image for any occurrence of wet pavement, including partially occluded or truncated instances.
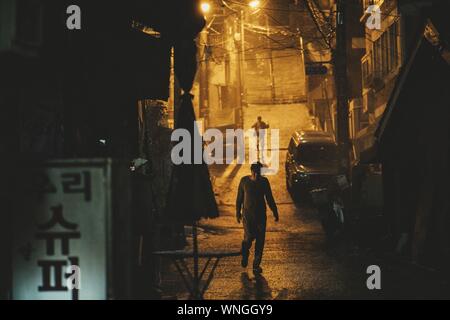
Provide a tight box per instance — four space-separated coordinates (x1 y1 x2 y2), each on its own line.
160 157 370 300
158 104 450 300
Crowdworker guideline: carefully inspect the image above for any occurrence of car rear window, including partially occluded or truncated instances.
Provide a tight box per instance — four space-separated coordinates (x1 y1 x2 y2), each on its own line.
296 143 338 164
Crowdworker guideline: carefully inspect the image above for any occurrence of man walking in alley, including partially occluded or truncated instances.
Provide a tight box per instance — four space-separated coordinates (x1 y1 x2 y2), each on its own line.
236 162 279 274
251 116 269 160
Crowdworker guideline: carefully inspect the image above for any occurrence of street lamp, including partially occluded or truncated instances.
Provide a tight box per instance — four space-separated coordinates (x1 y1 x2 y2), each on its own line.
248 0 260 9
201 2 211 14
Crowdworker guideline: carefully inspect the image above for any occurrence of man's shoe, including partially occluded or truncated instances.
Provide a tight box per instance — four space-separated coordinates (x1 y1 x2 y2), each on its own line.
253 266 263 274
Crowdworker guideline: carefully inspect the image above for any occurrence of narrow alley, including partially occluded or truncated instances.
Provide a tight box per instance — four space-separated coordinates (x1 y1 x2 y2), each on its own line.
159 104 449 300
3 0 450 304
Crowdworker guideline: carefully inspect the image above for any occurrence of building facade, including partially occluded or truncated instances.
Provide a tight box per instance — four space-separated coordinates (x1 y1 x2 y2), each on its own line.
354 0 404 155
197 0 307 130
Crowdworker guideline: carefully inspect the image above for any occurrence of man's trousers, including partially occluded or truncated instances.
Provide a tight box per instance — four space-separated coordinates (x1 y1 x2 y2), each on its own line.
242 216 267 269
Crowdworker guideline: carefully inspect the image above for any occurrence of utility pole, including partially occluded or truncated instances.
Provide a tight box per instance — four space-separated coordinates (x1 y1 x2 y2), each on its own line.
170 47 181 128
199 28 209 128
266 15 276 103
240 10 246 110
334 0 350 171
299 35 308 107
235 10 246 128
235 27 243 128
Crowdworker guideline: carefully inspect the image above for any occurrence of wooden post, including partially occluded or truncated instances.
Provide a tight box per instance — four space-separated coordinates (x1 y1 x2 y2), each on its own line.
192 221 200 299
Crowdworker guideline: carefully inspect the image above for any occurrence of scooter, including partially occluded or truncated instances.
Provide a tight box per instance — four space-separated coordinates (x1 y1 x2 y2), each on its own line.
310 175 348 239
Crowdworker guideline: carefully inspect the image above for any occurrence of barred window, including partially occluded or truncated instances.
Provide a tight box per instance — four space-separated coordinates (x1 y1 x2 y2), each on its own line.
371 21 401 79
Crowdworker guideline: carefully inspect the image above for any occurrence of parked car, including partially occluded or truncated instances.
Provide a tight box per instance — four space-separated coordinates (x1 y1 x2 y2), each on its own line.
285 130 340 201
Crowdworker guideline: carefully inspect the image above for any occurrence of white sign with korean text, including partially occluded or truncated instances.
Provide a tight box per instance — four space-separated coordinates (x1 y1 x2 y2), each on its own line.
12 161 110 300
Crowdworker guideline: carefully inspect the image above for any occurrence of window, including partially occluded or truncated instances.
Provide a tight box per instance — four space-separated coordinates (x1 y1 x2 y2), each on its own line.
372 40 381 77
362 59 369 80
296 144 338 164
389 20 399 70
370 21 400 79
381 31 389 75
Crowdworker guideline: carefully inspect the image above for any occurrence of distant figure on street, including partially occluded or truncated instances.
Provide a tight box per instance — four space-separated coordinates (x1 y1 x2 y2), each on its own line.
251 116 269 159
236 162 279 274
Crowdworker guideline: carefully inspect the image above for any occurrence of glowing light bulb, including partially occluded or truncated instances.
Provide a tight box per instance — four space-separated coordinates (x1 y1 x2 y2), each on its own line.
249 0 261 9
201 2 211 14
